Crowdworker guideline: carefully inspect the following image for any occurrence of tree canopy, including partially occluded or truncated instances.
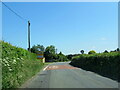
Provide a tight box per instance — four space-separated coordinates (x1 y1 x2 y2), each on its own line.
88 50 96 54
31 44 45 54
80 50 84 54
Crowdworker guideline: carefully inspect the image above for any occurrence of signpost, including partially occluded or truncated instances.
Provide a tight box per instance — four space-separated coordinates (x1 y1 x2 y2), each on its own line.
37 51 45 63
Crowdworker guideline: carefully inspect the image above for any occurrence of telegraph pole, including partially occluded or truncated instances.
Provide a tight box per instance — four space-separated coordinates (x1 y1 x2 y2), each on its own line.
56 49 57 54
28 21 31 52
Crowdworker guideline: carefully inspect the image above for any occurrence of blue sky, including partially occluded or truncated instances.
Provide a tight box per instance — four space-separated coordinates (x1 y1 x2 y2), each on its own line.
2 2 118 55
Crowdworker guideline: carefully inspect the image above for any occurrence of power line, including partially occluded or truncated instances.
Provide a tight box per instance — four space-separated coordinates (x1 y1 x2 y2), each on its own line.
2 1 31 51
2 2 28 21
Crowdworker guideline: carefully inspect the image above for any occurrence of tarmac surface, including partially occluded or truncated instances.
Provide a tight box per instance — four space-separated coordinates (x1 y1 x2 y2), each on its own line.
21 62 119 88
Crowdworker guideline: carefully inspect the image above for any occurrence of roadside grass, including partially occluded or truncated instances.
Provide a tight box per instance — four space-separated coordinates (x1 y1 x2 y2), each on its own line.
1 41 44 88
44 62 53 65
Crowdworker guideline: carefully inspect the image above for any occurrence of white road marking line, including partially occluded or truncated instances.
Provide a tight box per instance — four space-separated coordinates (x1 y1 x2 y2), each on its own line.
52 66 56 68
52 66 58 69
55 66 58 68
43 65 49 71
49 66 52 68
43 65 59 71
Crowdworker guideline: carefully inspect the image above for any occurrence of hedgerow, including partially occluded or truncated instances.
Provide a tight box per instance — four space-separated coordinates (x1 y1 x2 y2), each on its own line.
1 41 44 88
70 52 120 82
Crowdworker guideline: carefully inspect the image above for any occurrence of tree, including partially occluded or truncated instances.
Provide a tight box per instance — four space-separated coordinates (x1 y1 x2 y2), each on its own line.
30 45 37 53
59 51 63 55
88 50 96 54
80 50 84 54
116 48 120 52
44 45 56 62
57 51 68 62
37 44 45 52
31 44 45 54
45 45 56 54
66 54 73 60
104 50 109 53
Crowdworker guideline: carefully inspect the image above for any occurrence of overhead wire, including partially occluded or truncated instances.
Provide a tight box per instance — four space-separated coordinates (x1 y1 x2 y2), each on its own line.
2 2 28 22
1 1 30 50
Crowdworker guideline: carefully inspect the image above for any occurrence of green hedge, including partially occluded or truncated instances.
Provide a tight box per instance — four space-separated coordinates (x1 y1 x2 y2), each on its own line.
1 41 44 88
70 52 120 82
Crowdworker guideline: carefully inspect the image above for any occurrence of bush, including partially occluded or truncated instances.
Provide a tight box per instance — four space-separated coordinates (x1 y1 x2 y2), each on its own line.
88 50 96 54
1 41 44 88
70 52 120 82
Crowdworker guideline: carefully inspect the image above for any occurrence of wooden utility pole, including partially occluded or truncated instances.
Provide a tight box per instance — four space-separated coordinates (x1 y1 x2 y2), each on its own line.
28 21 31 51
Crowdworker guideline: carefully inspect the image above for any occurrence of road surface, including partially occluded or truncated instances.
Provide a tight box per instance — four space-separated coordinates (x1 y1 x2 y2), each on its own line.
21 62 119 88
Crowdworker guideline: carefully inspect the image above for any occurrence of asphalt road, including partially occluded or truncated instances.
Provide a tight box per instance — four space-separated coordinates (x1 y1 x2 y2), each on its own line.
21 62 119 88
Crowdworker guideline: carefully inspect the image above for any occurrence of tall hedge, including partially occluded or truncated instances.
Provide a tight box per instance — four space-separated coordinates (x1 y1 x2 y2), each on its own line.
1 41 44 88
70 52 120 82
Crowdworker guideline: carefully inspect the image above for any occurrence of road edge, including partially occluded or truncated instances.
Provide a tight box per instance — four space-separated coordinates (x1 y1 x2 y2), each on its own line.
19 63 49 88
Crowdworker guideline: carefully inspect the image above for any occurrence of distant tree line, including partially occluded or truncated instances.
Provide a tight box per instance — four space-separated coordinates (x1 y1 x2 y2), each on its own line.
80 48 120 54
67 48 120 61
30 44 69 62
30 44 120 62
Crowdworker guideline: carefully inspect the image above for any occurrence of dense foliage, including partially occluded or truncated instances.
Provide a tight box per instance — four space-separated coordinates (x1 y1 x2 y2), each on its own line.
56 52 69 62
70 52 120 82
1 41 44 88
31 45 69 62
88 50 96 54
44 45 56 61
30 44 45 54
80 50 84 54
